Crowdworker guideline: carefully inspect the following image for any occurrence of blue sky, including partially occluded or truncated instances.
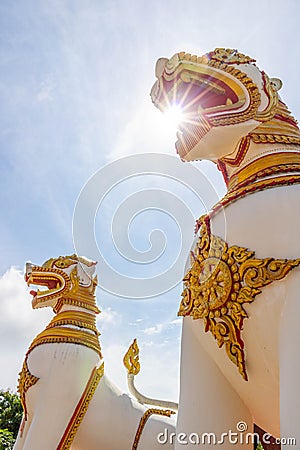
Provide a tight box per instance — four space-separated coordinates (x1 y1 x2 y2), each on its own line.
0 0 299 401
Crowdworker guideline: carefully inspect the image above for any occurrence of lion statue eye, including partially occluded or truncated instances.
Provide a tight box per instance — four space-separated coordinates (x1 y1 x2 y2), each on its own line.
54 259 76 269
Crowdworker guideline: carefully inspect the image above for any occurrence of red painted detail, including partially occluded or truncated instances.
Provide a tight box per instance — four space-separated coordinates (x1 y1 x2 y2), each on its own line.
221 136 251 167
57 367 98 450
217 159 229 185
274 114 298 127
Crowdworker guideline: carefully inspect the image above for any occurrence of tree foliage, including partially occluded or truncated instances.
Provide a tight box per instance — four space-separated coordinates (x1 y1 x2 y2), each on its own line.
0 429 15 450
0 390 22 439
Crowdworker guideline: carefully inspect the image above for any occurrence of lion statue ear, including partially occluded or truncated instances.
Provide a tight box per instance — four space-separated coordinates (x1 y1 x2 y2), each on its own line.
270 77 283 91
155 57 168 78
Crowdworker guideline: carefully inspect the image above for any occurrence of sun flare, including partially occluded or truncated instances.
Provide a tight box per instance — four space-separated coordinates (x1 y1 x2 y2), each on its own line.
162 105 184 132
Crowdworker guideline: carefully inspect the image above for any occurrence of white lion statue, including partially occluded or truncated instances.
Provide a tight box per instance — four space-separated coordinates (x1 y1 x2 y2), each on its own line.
14 254 175 450
151 48 300 449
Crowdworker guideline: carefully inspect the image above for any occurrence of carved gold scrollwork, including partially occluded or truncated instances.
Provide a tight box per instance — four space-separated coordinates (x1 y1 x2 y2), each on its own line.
209 48 256 65
18 358 39 420
132 408 175 450
179 218 300 380
27 325 102 359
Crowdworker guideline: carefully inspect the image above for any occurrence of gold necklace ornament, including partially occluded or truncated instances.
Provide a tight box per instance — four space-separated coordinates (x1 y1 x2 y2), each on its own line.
132 408 175 450
179 217 300 380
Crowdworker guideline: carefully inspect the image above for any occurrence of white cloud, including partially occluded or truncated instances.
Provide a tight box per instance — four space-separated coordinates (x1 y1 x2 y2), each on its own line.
97 306 122 330
170 318 182 326
144 318 181 335
0 268 52 391
101 342 129 394
133 339 180 403
144 323 164 335
36 74 55 102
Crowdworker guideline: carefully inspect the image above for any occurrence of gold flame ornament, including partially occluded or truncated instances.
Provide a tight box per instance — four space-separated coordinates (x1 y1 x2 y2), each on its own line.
123 339 141 376
178 217 300 380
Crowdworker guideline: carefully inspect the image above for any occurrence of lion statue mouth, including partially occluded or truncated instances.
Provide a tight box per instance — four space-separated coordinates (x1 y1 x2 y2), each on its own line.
150 48 287 161
25 254 98 311
25 262 69 307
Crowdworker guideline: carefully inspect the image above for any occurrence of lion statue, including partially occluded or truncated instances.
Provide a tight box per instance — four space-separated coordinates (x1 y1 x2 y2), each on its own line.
13 254 175 450
151 48 300 449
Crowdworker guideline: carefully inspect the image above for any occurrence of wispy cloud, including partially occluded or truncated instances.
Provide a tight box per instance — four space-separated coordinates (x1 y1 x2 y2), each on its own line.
97 306 122 330
144 318 181 335
0 268 52 390
36 74 55 102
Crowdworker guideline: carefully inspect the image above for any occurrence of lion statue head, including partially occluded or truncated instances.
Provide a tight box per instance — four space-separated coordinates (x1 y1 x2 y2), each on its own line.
25 254 99 313
151 48 299 163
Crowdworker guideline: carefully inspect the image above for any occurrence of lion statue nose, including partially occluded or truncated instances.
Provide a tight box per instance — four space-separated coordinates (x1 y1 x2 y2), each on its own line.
25 262 33 280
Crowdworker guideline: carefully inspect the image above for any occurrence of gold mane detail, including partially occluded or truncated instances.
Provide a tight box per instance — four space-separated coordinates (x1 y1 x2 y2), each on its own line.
208 48 256 65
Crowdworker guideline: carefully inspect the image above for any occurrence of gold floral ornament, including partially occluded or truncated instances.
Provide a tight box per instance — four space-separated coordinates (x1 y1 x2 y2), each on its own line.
178 217 300 380
18 358 39 420
208 48 256 65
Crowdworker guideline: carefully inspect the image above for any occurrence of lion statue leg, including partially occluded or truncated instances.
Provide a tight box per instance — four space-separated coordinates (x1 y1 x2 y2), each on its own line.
279 271 300 447
73 375 175 449
175 318 252 449
14 343 100 450
15 339 175 450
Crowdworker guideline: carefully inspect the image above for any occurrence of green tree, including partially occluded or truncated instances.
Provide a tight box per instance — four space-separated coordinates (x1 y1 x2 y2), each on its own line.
0 390 22 439
0 429 15 450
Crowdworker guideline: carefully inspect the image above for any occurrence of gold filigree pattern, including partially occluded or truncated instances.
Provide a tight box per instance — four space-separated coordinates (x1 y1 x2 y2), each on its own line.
43 254 97 270
27 325 102 359
18 358 39 420
254 73 278 122
132 408 175 450
208 48 256 65
57 363 104 450
46 310 100 335
194 174 300 230
227 152 300 191
123 339 141 376
53 296 100 314
179 218 300 380
219 101 300 170
250 133 300 146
